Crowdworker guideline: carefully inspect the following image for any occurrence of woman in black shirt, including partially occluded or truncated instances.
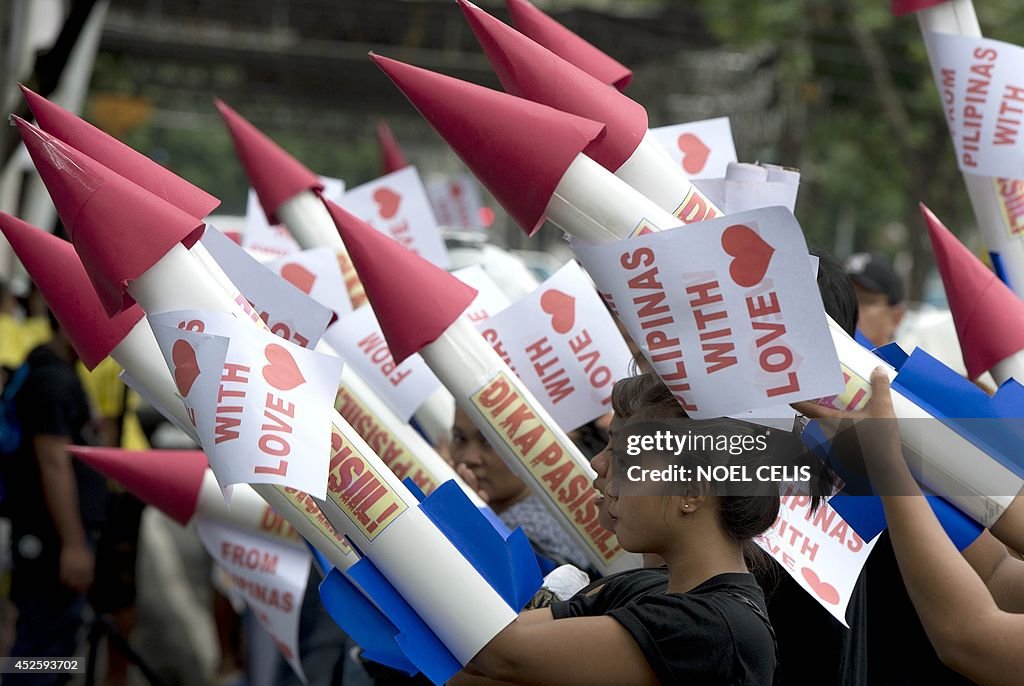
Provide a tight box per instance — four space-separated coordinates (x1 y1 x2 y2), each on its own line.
451 371 824 685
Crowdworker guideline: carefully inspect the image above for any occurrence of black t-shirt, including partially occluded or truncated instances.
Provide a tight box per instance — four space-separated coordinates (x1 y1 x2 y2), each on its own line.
9 346 106 553
554 570 776 685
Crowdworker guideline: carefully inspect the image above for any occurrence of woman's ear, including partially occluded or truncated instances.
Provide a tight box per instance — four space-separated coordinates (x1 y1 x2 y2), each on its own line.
679 494 706 515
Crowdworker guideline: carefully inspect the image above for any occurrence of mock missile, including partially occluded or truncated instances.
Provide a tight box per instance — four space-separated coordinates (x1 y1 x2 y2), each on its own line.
896 0 1024 297
376 120 410 175
325 198 641 574
20 87 473 513
215 98 454 442
214 98 365 306
68 447 309 546
921 203 1024 386
504 0 632 91
371 53 687 242
17 119 535 677
459 0 721 225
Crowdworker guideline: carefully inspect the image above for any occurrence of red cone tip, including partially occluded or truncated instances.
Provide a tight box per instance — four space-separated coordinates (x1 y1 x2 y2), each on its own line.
505 0 632 91
370 53 605 236
891 0 947 16
376 121 410 175
0 213 143 370
14 116 205 317
459 0 646 172
214 98 324 225
68 446 208 526
324 198 477 363
20 85 221 219
920 203 1024 378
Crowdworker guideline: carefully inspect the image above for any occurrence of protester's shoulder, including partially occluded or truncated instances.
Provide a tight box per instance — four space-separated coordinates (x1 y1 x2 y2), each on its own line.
23 346 78 385
502 495 591 568
607 573 775 683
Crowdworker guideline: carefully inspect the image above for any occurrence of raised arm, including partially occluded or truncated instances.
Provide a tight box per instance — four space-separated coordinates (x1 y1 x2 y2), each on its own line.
797 369 1024 685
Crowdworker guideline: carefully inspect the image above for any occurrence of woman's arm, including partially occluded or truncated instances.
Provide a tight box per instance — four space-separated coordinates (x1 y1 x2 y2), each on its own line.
465 616 657 686
963 532 1024 613
797 369 1024 685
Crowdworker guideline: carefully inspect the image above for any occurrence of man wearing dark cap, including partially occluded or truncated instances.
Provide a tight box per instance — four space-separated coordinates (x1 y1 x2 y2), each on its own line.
845 252 905 348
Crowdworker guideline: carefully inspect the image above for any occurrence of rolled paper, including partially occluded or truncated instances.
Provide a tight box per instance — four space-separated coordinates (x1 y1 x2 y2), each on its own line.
326 199 641 574
68 446 309 547
376 121 410 175
921 204 1024 383
20 85 220 219
504 0 633 91
908 1 1024 297
459 1 721 225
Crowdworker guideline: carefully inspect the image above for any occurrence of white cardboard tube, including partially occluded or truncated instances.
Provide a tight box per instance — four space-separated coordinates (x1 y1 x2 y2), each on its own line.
129 242 516 663
827 321 1021 528
917 2 1024 297
613 132 724 223
548 154 685 243
988 349 1024 387
421 318 642 574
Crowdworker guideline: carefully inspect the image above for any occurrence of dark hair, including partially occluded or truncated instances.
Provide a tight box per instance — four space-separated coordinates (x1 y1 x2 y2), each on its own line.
610 372 832 580
811 247 858 336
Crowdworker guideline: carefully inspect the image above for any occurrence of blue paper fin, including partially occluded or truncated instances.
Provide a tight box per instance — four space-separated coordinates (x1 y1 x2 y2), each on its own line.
418 479 543 611
874 342 908 369
892 348 1024 477
854 329 874 350
990 251 1010 287
403 477 428 503
320 557 463 684
830 493 982 551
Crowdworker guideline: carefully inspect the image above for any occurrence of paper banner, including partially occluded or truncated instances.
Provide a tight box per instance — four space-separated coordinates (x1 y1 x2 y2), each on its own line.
477 261 632 431
267 248 354 320
342 167 450 269
243 176 345 260
452 265 512 324
649 117 738 180
756 487 877 626
924 32 1024 179
200 226 333 349
197 518 310 681
323 306 442 422
427 174 485 230
149 310 343 498
572 207 843 418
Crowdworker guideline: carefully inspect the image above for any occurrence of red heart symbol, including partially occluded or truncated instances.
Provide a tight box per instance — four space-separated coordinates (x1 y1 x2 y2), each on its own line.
263 343 306 391
280 262 316 295
172 339 201 397
801 567 840 605
721 224 775 287
373 187 401 220
540 289 576 334
677 133 710 175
